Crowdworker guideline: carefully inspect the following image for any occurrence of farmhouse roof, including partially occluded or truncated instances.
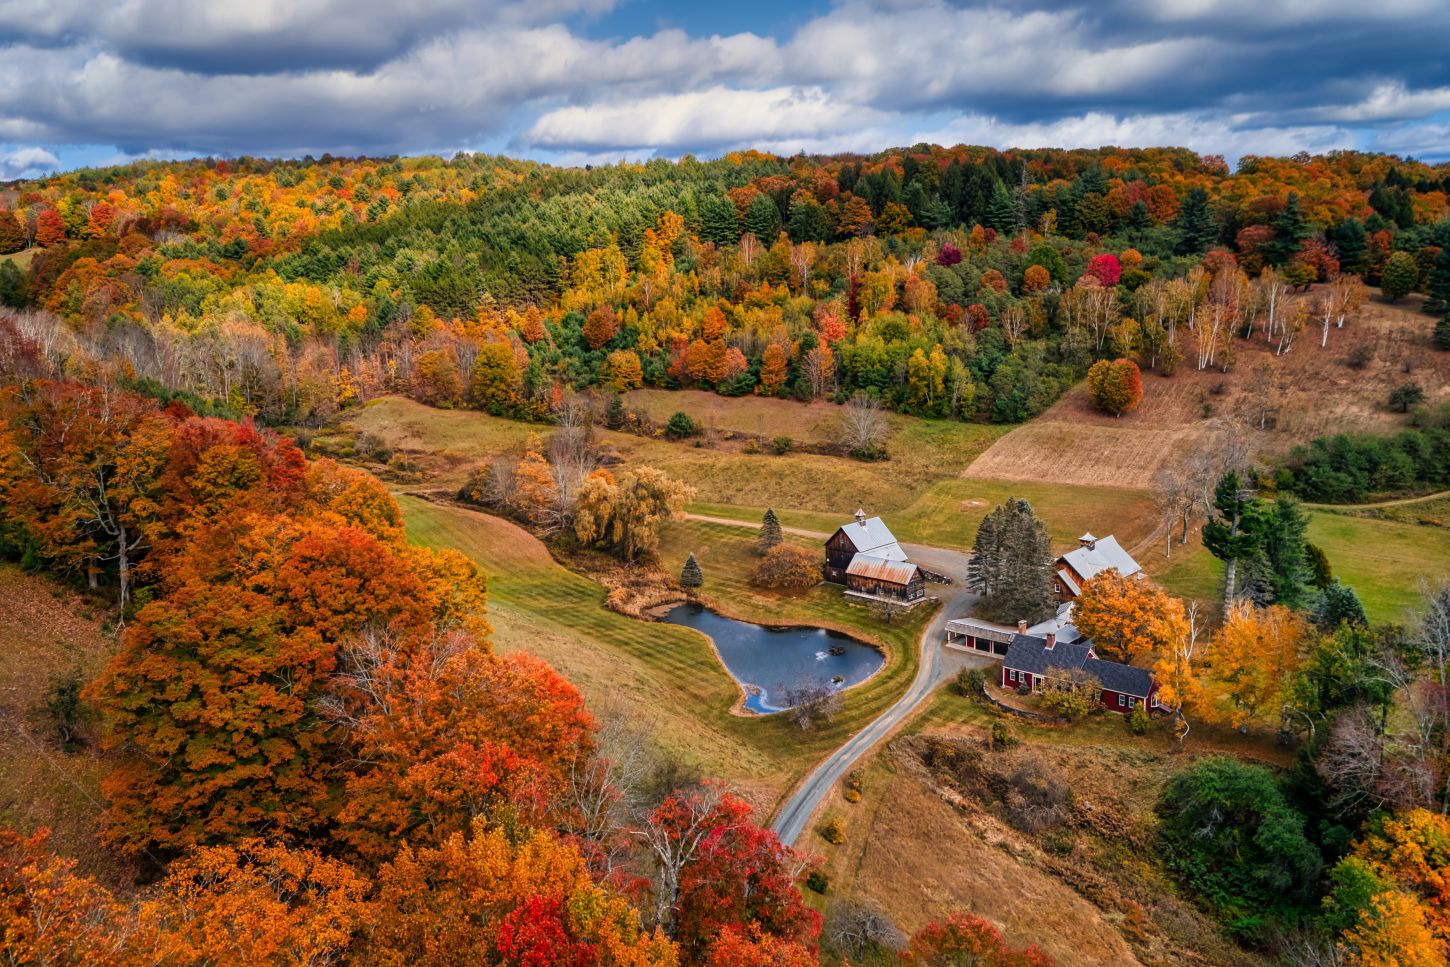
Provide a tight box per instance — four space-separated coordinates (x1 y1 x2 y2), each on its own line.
1027 605 1084 644
846 554 918 585
1059 534 1141 582
836 516 907 562
1003 633 1153 698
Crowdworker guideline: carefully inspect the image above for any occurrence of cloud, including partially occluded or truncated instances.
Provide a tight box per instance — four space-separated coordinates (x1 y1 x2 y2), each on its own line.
0 144 59 180
524 86 890 152
0 0 1447 166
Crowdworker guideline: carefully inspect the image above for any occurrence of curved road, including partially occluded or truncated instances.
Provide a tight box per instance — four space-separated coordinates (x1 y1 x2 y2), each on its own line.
771 542 988 847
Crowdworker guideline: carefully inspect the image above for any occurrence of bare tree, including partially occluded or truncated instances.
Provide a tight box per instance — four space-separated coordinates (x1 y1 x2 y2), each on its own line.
781 681 844 731
560 713 656 877
1150 468 1195 558
826 901 907 959
838 391 889 457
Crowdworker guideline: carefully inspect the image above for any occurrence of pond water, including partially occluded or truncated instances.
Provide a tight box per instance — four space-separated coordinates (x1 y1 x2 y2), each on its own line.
660 603 884 714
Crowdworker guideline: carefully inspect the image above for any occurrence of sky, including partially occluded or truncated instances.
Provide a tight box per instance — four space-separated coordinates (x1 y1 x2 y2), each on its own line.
1 0 1449 181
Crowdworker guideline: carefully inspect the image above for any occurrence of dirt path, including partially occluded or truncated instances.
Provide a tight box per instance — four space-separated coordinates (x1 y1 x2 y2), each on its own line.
683 512 831 540
1306 489 1450 511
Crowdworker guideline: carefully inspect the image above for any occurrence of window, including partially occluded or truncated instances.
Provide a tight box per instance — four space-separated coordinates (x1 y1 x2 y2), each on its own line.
1053 581 1061 594
1009 669 1018 682
1151 694 1160 708
1117 694 1127 708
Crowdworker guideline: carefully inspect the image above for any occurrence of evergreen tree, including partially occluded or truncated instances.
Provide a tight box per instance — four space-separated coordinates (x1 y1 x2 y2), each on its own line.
680 553 703 590
757 508 783 555
1434 315 1450 351
1261 495 1312 609
1306 542 1334 589
1326 218 1368 275
1264 192 1308 266
1072 192 1113 237
985 180 1016 234
1202 471 1265 615
700 193 740 246
1425 243 1450 316
786 196 830 243
1313 581 1368 630
973 498 1053 623
1173 187 1217 255
744 193 782 242
1127 200 1152 233
604 394 627 430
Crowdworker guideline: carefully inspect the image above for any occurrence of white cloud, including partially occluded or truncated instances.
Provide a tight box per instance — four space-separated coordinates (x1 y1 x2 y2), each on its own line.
0 144 59 180
525 86 890 151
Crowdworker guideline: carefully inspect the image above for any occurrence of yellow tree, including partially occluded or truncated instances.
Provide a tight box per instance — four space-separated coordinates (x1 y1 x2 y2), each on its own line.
1073 569 1185 666
759 344 789 396
1153 601 1202 749
1342 891 1443 967
1200 603 1309 730
513 447 557 527
606 349 644 391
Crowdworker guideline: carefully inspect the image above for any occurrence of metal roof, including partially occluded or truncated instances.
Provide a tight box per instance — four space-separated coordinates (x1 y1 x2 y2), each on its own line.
1059 534 1141 582
945 617 1017 643
836 516 907 562
846 554 919 585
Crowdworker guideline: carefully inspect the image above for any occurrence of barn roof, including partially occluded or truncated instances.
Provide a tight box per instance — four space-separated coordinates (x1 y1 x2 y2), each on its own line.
1059 534 1141 582
1027 605 1084 644
846 554 919 585
1003 633 1153 698
835 516 907 562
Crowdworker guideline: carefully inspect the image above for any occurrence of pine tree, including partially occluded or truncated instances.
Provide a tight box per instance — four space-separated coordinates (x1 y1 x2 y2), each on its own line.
744 193 782 242
700 194 740 246
757 508 783 555
973 499 1053 623
604 394 627 430
1173 187 1217 255
786 197 830 243
1264 192 1308 266
1314 581 1367 630
1262 495 1312 609
1327 217 1368 274
680 553 703 590
1425 243 1450 316
985 180 1016 234
1202 471 1265 615
1434 315 1450 351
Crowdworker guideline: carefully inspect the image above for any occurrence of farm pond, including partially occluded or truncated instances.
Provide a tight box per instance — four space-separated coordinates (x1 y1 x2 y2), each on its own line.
660 603 884 714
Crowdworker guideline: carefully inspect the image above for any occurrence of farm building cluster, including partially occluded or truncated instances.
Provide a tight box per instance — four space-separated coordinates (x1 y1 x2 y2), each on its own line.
945 532 1159 715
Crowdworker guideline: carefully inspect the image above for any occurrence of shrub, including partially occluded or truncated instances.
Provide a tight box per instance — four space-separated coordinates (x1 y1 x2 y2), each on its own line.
1127 706 1151 735
750 544 821 591
664 411 699 438
845 769 864 793
1344 344 1374 370
843 788 861 804
1038 667 1101 721
990 721 1013 749
954 667 984 697
771 436 793 455
29 668 89 750
819 816 846 845
805 870 829 894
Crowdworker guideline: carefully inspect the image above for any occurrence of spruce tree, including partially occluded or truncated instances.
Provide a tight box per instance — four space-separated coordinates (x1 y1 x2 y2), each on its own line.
1173 187 1217 255
680 553 703 590
604 394 627 430
1425 244 1450 316
1314 581 1367 630
974 498 1053 623
1264 191 1308 266
757 508 783 555
786 197 830 243
1262 495 1312 609
1434 315 1450 352
1326 218 1368 275
985 180 1016 234
700 193 740 246
744 193 782 241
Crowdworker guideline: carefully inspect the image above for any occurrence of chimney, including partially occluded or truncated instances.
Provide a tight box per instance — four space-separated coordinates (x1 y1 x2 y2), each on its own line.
855 508 867 525
1045 632 1057 650
1017 619 1028 634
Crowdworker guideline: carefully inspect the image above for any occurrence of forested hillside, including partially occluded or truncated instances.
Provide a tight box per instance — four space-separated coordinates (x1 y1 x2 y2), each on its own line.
3 145 1449 430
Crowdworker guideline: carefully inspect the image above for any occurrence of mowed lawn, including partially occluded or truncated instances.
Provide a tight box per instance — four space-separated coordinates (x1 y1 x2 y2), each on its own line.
1307 511 1450 622
401 496 935 813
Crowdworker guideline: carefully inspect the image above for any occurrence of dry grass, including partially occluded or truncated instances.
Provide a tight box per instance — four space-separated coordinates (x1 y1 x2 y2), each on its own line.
0 566 133 886
966 295 1450 490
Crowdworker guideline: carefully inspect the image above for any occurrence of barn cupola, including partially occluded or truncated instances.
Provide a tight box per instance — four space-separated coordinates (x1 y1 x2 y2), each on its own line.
855 508 867 525
1078 532 1098 551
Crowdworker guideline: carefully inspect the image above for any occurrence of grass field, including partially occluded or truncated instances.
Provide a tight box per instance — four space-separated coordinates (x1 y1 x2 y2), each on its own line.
402 496 936 812
1306 511 1450 622
0 249 35 269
